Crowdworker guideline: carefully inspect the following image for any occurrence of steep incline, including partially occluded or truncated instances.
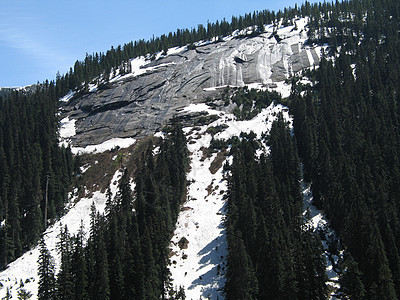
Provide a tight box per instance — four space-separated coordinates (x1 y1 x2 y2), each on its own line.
61 18 320 147
0 18 328 299
0 170 123 299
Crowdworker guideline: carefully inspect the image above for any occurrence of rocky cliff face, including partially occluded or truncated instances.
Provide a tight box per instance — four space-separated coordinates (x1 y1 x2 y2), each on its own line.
61 19 320 146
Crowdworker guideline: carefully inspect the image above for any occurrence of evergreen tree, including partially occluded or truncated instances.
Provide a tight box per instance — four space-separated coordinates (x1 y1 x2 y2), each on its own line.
3 287 12 300
37 237 56 300
225 231 258 300
94 221 110 300
17 289 33 300
56 225 74 300
338 253 366 299
71 222 88 300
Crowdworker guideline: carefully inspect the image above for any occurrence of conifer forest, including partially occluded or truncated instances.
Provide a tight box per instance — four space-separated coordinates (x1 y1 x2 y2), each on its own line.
1 0 400 299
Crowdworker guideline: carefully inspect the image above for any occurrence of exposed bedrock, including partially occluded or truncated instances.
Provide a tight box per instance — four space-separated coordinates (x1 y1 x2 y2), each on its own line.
61 28 319 147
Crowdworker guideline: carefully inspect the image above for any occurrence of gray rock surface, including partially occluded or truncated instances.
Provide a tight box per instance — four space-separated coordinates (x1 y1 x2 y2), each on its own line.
61 24 320 147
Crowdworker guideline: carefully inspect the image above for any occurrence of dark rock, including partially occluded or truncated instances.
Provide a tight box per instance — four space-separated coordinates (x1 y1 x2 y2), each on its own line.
61 28 319 147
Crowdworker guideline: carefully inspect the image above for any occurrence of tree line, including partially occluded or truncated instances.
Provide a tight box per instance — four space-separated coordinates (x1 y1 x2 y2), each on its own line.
0 0 321 280
54 1 331 98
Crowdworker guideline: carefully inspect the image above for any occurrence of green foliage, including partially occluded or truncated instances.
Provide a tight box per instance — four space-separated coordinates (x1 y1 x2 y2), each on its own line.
0 84 75 269
225 231 259 300
41 123 189 299
206 124 229 136
291 1 400 297
7 1 400 298
229 87 281 120
225 120 327 299
338 253 366 299
56 225 74 300
37 237 56 300
17 288 32 299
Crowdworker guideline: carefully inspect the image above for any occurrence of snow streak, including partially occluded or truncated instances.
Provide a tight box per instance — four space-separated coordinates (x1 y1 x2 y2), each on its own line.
169 103 290 299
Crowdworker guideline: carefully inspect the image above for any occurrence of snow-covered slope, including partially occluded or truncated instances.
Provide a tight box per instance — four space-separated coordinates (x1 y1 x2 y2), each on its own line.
168 102 291 299
0 17 336 299
0 170 123 299
0 101 340 299
0 117 137 298
169 102 341 299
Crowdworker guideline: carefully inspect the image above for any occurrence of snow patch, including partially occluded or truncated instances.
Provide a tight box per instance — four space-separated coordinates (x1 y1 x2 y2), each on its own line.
302 182 341 296
59 116 76 138
130 56 150 77
59 117 76 148
59 90 76 102
167 46 187 56
80 163 91 174
169 123 227 299
70 137 136 155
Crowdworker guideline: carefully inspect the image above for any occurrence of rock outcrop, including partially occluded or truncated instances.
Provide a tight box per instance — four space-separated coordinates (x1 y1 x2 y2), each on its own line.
61 20 320 146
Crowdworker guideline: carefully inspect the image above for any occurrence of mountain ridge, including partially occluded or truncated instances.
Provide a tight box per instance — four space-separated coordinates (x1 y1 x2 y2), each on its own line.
0 17 325 299
2 0 400 298
60 18 319 147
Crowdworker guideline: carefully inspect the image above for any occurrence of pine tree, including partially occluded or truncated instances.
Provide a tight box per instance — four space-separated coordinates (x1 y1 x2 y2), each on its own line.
225 230 258 300
17 288 32 299
338 252 366 299
37 237 56 300
108 210 124 300
56 225 74 300
86 203 98 300
124 218 145 298
3 287 12 300
94 218 110 300
71 222 88 300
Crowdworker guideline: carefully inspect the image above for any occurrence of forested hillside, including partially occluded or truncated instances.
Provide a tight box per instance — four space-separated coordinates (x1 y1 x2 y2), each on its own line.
0 83 75 270
1 0 400 299
290 0 400 298
224 120 327 299
216 0 400 298
36 123 188 299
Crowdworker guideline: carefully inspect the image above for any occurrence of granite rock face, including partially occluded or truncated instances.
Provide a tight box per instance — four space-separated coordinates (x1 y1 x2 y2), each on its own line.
61 23 320 147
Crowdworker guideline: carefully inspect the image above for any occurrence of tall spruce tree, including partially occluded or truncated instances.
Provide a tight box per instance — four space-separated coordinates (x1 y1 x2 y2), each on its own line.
37 237 56 300
56 225 74 300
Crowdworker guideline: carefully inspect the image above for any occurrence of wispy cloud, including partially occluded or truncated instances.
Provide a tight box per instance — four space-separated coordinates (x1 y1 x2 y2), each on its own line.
0 9 71 78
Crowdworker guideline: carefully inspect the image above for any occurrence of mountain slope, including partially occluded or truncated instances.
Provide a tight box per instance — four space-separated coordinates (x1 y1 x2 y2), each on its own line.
168 102 291 298
0 15 340 300
61 18 320 147
2 0 400 298
0 170 122 298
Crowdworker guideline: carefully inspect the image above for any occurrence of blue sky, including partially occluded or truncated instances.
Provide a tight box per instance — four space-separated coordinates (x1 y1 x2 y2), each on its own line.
0 0 318 87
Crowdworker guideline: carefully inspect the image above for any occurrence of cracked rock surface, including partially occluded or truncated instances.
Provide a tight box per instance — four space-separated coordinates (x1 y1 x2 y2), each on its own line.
61 24 319 147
